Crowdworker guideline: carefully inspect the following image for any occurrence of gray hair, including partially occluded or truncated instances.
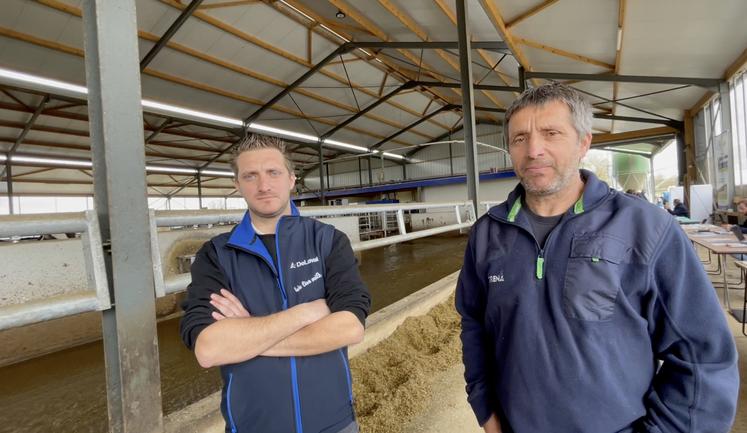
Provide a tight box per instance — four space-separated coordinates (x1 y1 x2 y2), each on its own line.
230 133 294 178
504 82 593 140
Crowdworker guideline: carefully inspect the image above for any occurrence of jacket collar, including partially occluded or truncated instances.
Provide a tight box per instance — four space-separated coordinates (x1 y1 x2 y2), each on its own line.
227 201 300 252
489 169 611 223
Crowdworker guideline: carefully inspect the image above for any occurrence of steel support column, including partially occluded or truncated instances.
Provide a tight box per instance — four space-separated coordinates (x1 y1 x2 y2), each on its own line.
449 141 454 175
197 173 203 209
318 141 325 204
719 82 735 206
676 131 688 193
82 1 163 432
5 160 13 215
456 0 480 215
358 157 363 187
648 156 656 203
368 156 373 185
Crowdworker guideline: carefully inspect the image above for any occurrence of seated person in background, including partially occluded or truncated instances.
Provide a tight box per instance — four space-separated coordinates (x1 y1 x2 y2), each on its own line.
668 198 689 218
722 199 747 233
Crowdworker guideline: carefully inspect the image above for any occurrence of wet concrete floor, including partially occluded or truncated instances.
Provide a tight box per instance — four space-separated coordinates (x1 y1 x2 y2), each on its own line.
0 233 468 433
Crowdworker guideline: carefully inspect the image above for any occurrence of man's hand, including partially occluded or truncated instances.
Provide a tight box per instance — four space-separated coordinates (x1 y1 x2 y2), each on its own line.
483 414 503 433
210 289 330 323
196 292 331 367
210 289 250 320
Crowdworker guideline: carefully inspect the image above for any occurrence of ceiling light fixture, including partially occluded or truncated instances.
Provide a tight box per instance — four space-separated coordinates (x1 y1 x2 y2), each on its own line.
335 9 346 19
200 169 235 177
145 165 198 175
248 123 318 143
323 138 369 152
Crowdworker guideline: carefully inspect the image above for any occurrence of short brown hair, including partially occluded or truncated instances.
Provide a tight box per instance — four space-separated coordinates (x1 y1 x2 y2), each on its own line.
505 82 593 139
230 134 295 178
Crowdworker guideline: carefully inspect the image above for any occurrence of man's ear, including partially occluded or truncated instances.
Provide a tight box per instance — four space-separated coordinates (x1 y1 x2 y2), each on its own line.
578 132 592 158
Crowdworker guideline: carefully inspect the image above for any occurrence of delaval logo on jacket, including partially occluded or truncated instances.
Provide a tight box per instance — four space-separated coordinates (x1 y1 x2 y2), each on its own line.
211 205 355 433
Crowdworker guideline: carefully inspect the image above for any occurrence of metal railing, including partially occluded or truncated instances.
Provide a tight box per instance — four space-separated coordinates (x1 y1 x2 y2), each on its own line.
0 201 477 330
0 211 110 330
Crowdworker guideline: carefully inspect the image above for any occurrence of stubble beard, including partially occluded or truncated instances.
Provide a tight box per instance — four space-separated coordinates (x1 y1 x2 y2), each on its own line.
249 197 290 220
520 163 578 197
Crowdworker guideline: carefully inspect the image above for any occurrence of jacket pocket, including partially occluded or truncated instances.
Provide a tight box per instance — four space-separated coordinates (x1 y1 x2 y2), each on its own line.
562 234 629 321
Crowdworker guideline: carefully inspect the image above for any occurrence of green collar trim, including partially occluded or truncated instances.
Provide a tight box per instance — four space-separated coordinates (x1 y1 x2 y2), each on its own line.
573 195 584 214
508 199 522 222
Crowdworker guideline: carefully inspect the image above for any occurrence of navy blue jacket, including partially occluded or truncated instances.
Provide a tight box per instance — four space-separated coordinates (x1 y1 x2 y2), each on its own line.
456 170 738 433
181 204 369 433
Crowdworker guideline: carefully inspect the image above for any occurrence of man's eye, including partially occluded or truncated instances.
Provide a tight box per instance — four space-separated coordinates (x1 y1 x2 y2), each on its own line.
511 136 526 145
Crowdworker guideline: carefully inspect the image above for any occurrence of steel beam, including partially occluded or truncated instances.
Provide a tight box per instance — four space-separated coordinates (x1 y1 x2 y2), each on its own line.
370 104 455 150
82 1 163 432
139 0 204 70
319 81 417 140
571 85 679 123
414 80 521 93
524 71 720 89
0 95 50 178
245 44 350 124
593 113 683 128
456 0 481 216
474 105 507 113
145 118 173 144
405 119 501 157
350 41 509 52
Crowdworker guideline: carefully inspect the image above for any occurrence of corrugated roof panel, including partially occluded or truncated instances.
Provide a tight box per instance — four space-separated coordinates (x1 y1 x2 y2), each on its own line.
511 0 617 66
623 0 747 77
140 74 258 118
0 37 86 85
207 3 310 61
134 0 175 35
6 1 71 43
521 46 612 75
145 45 282 102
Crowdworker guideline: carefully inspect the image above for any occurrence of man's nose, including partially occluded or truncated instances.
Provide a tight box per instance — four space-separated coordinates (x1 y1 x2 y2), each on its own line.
257 175 271 191
526 134 545 159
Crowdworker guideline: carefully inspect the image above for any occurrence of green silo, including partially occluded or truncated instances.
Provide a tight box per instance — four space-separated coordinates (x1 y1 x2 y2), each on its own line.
612 153 649 192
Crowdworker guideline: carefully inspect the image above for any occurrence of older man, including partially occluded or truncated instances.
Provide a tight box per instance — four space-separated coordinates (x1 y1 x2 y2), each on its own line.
180 134 370 433
456 82 738 433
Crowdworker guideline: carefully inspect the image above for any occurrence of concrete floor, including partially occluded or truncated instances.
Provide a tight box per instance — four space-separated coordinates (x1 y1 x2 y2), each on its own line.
408 251 747 433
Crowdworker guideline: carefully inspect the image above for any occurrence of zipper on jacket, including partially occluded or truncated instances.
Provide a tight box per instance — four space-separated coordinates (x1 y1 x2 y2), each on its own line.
496 194 590 281
226 373 238 433
339 349 354 404
274 217 303 433
536 255 545 280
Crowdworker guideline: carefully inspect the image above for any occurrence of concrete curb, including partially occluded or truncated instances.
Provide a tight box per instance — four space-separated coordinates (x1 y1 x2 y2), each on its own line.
164 270 460 433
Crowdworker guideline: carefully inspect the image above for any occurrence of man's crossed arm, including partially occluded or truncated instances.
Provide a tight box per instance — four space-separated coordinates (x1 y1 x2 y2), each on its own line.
194 289 364 368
